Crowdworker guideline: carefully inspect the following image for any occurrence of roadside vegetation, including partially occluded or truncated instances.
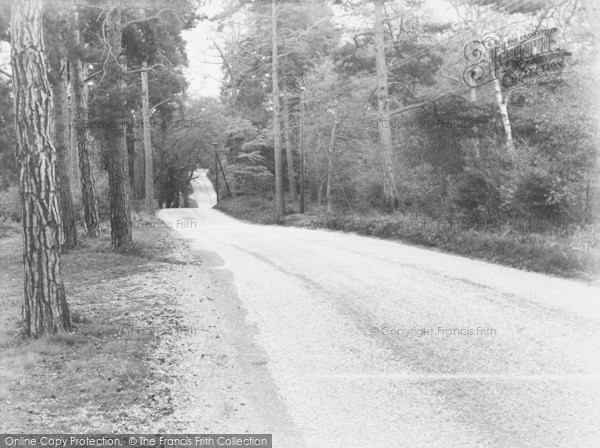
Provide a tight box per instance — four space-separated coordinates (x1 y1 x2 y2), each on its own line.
217 196 600 281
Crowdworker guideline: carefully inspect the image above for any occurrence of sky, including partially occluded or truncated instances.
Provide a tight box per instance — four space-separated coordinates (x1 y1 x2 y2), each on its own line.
182 2 226 99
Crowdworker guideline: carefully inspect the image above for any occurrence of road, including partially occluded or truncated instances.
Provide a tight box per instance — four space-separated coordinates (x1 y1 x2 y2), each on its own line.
158 171 600 448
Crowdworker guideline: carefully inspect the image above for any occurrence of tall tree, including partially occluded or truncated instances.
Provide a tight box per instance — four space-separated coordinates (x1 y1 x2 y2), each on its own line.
272 0 285 216
102 3 133 247
71 21 101 237
141 61 154 214
282 85 298 201
373 0 399 208
45 4 79 247
10 0 71 337
51 59 78 248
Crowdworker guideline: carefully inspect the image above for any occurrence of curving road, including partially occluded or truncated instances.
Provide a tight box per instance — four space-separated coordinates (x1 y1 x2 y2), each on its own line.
159 170 600 448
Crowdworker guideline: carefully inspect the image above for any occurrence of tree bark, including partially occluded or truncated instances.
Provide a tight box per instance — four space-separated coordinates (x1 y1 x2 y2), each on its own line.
373 0 399 209
326 115 337 214
51 60 78 248
71 51 101 237
493 78 516 156
282 86 298 201
68 64 80 198
299 89 305 213
132 106 145 199
272 0 285 217
11 0 71 337
106 4 132 247
141 61 154 214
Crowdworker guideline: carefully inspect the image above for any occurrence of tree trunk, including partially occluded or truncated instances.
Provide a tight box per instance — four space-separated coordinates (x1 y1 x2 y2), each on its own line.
272 0 285 217
299 89 305 213
10 0 71 337
317 179 324 208
107 126 132 246
51 60 78 248
326 115 337 214
282 86 298 201
132 106 145 199
106 4 132 247
71 50 101 237
374 0 399 209
493 78 516 156
68 64 80 199
326 158 333 213
141 61 154 214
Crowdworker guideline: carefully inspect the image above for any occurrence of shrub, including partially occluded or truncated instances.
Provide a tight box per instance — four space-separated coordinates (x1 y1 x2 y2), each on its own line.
450 169 499 221
513 171 563 223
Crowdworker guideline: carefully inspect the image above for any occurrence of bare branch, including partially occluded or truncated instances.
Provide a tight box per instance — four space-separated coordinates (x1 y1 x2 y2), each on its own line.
150 96 173 111
83 69 103 83
122 8 178 28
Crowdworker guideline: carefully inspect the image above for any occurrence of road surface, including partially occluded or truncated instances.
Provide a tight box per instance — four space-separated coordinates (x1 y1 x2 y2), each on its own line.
158 171 600 448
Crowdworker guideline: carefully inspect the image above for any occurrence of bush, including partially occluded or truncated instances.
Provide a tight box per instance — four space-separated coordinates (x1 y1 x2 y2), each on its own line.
450 169 499 221
513 171 563 223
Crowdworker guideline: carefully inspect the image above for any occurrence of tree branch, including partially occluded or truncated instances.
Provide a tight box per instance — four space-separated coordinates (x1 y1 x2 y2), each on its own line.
122 9 178 28
389 93 450 116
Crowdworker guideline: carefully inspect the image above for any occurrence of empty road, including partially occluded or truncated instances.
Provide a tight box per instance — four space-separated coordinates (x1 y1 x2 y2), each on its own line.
158 171 600 448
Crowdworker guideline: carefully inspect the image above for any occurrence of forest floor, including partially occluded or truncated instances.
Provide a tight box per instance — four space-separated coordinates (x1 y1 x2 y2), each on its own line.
216 195 600 284
0 215 290 433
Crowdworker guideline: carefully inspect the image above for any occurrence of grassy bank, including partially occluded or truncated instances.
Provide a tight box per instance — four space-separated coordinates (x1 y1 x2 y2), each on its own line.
0 215 202 431
216 195 600 282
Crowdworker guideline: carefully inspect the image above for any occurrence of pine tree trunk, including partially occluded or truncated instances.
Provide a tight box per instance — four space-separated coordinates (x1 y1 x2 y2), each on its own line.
68 63 80 198
106 4 132 247
272 0 285 217
71 53 101 237
141 62 154 214
107 126 132 246
132 106 145 199
51 60 78 248
374 0 399 209
282 86 298 201
11 0 71 337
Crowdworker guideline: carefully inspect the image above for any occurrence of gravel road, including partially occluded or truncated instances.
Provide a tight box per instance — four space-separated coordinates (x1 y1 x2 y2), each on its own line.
158 171 600 448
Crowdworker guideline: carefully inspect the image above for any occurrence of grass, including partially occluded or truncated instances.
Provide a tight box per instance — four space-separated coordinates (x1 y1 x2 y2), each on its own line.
0 215 200 431
216 195 600 282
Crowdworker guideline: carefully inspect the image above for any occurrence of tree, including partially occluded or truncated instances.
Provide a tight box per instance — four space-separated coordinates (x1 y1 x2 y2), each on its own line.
10 0 71 337
88 3 133 247
71 12 101 237
373 0 399 208
45 6 78 248
271 0 285 216
141 61 154 214
119 2 196 213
